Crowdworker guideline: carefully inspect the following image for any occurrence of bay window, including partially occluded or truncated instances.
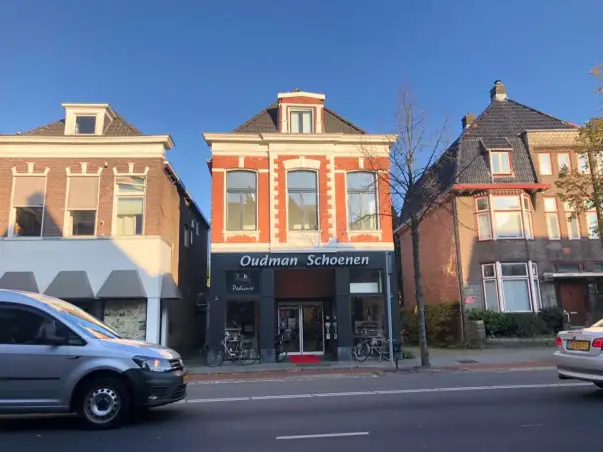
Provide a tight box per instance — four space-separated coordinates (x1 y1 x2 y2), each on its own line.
481 262 540 312
544 197 561 240
522 195 534 239
492 196 522 239
563 201 580 239
475 194 532 240
476 197 492 240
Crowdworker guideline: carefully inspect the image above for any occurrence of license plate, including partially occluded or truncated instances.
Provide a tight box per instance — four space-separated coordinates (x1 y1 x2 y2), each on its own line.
567 340 590 351
183 374 188 384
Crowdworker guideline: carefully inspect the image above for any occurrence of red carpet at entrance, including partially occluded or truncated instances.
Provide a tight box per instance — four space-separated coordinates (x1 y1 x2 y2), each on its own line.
289 355 321 364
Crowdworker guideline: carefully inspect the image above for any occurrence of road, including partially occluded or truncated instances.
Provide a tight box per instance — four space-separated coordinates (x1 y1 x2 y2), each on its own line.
1 368 602 451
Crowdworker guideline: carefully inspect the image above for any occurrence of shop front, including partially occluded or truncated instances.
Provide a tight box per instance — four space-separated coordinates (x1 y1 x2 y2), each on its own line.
208 251 400 362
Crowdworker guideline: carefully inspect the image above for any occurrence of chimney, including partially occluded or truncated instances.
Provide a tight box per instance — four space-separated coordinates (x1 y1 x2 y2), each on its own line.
490 80 508 101
462 113 476 130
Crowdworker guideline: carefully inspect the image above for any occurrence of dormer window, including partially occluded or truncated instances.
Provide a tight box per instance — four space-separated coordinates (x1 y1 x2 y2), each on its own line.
290 109 313 133
491 151 511 175
75 116 96 134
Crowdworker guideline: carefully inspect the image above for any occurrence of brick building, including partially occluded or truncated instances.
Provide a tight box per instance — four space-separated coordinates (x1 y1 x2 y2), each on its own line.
399 81 603 328
0 103 209 350
204 90 399 362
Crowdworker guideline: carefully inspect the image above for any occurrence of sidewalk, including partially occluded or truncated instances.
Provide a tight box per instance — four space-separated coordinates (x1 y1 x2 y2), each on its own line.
185 346 556 382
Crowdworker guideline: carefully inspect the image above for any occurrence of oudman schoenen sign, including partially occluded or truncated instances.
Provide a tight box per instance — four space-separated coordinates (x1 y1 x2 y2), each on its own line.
239 254 370 268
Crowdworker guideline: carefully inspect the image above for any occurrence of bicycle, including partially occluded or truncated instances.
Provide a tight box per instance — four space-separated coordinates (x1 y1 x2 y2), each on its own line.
353 333 390 362
206 333 259 367
275 330 290 363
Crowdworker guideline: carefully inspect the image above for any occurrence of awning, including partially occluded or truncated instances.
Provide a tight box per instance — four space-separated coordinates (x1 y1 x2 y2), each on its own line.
0 271 39 292
543 272 603 281
44 271 95 299
97 270 147 299
161 273 182 299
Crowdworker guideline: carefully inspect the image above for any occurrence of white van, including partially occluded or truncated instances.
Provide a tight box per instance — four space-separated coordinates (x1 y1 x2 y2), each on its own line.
0 289 188 429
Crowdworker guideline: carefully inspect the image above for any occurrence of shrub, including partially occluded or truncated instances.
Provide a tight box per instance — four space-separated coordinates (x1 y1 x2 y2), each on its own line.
402 301 461 346
468 309 554 338
538 306 565 333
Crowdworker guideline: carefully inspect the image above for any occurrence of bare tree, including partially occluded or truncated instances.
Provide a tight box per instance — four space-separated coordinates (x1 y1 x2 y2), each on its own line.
361 89 455 368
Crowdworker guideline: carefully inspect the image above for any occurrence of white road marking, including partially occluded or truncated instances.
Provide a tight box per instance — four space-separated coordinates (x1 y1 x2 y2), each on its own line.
521 423 543 427
276 432 370 440
179 382 591 404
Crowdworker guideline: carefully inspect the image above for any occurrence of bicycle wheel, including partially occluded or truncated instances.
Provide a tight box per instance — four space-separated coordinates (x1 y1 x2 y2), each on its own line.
238 342 259 366
206 347 224 367
275 341 288 363
354 341 371 362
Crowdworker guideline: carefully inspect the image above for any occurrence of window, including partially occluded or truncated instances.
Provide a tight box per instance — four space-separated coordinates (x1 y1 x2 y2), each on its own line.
522 195 534 240
11 176 46 237
544 197 561 240
492 196 523 238
289 109 313 133
287 170 318 230
563 201 580 240
491 152 511 175
347 172 378 230
475 197 492 240
0 306 80 345
593 263 603 272
586 203 599 239
350 269 382 294
351 295 386 339
578 154 590 174
75 116 96 134
481 262 539 313
66 176 99 236
538 154 552 175
184 225 190 248
115 176 146 236
557 153 570 172
556 262 582 273
226 301 259 347
226 171 257 231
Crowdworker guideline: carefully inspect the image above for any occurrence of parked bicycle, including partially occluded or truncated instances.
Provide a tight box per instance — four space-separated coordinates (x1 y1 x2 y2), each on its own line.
353 332 390 362
275 330 290 363
206 333 259 367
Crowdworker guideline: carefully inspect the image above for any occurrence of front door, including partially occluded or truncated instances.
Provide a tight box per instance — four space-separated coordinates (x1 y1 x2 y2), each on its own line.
277 303 324 355
559 282 588 327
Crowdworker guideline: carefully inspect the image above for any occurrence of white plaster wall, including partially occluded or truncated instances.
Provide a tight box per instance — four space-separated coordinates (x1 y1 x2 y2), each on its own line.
0 236 173 297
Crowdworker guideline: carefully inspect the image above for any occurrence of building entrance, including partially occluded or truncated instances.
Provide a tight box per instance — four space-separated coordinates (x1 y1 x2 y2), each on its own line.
277 302 324 355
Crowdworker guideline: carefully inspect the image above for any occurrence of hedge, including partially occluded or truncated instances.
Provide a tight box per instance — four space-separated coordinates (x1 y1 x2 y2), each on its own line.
468 306 564 338
402 301 462 346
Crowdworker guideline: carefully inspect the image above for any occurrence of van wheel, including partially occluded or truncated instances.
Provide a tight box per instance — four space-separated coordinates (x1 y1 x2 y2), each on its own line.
76 377 131 430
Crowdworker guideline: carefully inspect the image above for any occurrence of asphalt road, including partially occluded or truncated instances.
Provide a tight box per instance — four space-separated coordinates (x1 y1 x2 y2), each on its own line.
2 369 603 451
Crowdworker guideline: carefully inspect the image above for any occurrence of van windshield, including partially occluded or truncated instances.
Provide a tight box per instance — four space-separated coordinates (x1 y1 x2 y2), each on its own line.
30 293 123 340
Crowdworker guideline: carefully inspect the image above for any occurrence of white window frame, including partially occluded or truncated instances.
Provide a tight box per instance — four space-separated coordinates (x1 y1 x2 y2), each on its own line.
521 194 534 240
74 115 98 135
481 262 539 313
490 151 511 175
492 195 524 239
346 171 379 232
586 204 599 239
543 197 561 240
475 196 492 241
289 108 314 134
538 153 552 175
224 169 258 232
563 200 581 240
8 174 48 238
557 153 571 172
112 172 147 236
64 174 101 238
286 169 319 231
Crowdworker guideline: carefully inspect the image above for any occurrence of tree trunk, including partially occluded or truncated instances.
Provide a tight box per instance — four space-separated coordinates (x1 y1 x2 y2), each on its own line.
411 216 430 367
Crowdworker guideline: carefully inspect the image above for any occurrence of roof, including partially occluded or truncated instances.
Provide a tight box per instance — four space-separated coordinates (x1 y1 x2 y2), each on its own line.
233 102 367 134
22 110 141 136
400 84 577 224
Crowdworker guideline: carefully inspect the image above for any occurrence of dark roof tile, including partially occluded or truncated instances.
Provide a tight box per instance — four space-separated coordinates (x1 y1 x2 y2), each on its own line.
22 110 142 136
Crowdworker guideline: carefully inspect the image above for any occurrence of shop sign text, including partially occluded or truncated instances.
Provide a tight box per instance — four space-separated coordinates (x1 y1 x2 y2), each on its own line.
239 254 370 268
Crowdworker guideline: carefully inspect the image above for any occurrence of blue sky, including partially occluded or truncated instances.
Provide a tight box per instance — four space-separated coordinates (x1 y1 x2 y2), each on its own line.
1 0 602 221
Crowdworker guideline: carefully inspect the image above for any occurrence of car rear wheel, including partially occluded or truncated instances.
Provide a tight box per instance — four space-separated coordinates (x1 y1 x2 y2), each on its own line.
76 377 131 430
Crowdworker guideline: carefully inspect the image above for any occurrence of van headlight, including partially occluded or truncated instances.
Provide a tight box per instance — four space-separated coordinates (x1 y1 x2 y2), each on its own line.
132 356 172 372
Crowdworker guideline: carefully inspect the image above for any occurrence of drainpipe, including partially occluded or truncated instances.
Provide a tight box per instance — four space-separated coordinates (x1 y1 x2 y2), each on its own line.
452 196 466 343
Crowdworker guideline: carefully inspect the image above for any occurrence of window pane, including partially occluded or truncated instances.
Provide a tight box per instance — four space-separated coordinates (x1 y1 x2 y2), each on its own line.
347 172 376 191
502 280 531 312
495 211 522 238
350 269 382 293
546 213 561 239
117 197 144 215
484 280 499 311
524 212 533 239
290 112 300 133
478 213 492 240
226 193 242 230
288 171 317 190
522 196 530 210
301 111 312 133
351 295 386 337
116 198 143 235
587 212 599 238
532 280 542 311
302 192 318 229
67 177 99 210
557 263 581 273
70 210 96 236
539 154 552 174
13 176 46 206
499 152 510 172
226 301 259 344
544 198 557 212
493 196 520 210
116 176 145 194
0 308 46 344
501 263 527 277
568 217 580 239
288 192 303 230
75 116 96 134
482 264 495 278
242 193 257 230
476 197 488 211
348 193 362 229
579 154 590 173
227 171 256 190
14 206 43 237
558 154 570 171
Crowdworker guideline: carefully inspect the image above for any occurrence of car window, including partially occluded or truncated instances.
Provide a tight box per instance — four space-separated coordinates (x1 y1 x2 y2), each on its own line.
0 306 81 345
592 318 603 328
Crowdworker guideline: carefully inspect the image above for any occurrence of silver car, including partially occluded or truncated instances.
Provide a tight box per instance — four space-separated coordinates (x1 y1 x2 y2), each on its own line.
0 289 188 429
554 319 603 388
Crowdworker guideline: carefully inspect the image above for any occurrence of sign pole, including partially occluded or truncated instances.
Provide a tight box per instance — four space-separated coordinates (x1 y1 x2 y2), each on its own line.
385 251 394 366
